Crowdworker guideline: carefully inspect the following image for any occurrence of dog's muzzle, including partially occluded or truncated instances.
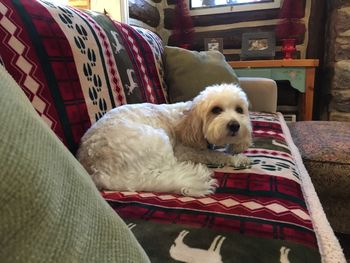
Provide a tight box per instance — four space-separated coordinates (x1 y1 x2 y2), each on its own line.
227 120 240 136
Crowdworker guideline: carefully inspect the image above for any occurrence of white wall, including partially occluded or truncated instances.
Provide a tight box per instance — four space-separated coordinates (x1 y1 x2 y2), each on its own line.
90 0 128 22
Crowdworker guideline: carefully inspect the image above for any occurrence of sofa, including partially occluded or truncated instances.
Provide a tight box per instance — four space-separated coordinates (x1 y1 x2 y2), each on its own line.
0 0 346 262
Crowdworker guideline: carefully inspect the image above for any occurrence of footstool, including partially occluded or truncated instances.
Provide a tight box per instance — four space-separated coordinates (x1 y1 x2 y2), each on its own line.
288 121 350 234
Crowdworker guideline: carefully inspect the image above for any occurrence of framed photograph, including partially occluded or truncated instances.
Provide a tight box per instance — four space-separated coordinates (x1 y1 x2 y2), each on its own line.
240 32 276 60
204 38 223 53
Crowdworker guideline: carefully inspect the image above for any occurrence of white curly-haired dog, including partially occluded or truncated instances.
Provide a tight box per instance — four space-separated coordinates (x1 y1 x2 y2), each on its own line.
77 84 252 197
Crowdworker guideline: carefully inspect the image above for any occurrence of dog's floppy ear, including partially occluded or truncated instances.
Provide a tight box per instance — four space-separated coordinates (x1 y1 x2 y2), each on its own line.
176 103 207 149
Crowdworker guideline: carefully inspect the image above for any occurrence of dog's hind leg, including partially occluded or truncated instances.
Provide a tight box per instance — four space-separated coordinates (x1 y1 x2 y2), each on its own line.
121 126 217 196
123 128 217 196
140 159 218 197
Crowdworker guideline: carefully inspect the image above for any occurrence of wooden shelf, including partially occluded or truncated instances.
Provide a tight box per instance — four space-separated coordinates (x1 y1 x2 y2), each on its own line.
228 59 319 69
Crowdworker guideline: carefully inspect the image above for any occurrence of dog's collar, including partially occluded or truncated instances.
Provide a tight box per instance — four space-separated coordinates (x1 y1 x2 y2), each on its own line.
207 142 237 154
207 141 224 151
207 140 214 150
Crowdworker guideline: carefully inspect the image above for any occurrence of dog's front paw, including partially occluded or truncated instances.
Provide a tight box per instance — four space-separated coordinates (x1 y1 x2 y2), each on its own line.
228 154 251 168
181 178 218 197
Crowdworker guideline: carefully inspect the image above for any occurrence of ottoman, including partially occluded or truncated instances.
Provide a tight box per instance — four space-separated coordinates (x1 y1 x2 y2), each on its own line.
288 121 350 234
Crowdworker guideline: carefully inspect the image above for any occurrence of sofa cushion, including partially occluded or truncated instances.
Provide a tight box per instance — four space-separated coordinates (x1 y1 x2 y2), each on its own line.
288 121 350 198
0 64 150 263
164 46 239 103
0 0 167 153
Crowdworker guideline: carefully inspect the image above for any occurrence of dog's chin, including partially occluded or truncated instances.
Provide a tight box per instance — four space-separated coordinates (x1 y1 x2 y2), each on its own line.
206 131 243 147
228 130 238 137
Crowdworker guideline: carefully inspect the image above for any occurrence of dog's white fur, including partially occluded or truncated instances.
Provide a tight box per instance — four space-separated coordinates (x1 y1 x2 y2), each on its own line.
77 84 252 197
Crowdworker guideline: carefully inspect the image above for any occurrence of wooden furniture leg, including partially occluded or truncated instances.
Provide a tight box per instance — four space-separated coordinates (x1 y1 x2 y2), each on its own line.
301 68 316 121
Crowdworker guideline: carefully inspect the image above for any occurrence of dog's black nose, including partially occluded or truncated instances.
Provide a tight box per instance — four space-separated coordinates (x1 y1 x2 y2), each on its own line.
227 121 240 134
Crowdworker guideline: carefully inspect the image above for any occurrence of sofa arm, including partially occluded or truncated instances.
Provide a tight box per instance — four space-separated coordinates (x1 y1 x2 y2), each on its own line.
238 77 277 113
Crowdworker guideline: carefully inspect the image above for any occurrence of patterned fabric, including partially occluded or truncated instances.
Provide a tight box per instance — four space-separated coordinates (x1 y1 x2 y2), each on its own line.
103 112 322 262
133 26 168 100
288 121 350 198
0 0 167 153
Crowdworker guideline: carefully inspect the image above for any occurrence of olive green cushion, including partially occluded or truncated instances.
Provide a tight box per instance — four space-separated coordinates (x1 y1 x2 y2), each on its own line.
0 65 150 263
164 46 239 102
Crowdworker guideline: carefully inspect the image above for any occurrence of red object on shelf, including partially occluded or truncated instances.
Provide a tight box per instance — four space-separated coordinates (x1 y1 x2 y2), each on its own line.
179 43 191 49
281 38 296 60
275 0 305 57
172 0 194 49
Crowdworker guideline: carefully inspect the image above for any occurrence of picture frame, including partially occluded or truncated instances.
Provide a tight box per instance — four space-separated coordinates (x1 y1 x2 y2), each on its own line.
240 32 276 60
204 38 224 53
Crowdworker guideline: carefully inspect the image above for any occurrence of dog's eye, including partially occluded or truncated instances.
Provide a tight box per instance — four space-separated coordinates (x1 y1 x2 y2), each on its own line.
211 106 223 114
236 106 244 114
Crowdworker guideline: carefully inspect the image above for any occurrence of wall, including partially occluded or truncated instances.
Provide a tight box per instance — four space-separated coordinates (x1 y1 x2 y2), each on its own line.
90 0 122 21
323 1 350 121
129 0 314 61
129 0 165 33
68 0 128 22
68 0 89 9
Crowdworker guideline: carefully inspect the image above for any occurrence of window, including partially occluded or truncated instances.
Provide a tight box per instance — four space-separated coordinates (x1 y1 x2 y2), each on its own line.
188 0 281 15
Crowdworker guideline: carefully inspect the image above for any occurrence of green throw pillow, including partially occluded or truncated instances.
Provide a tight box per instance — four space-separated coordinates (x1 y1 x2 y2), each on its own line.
0 65 150 263
164 46 239 103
